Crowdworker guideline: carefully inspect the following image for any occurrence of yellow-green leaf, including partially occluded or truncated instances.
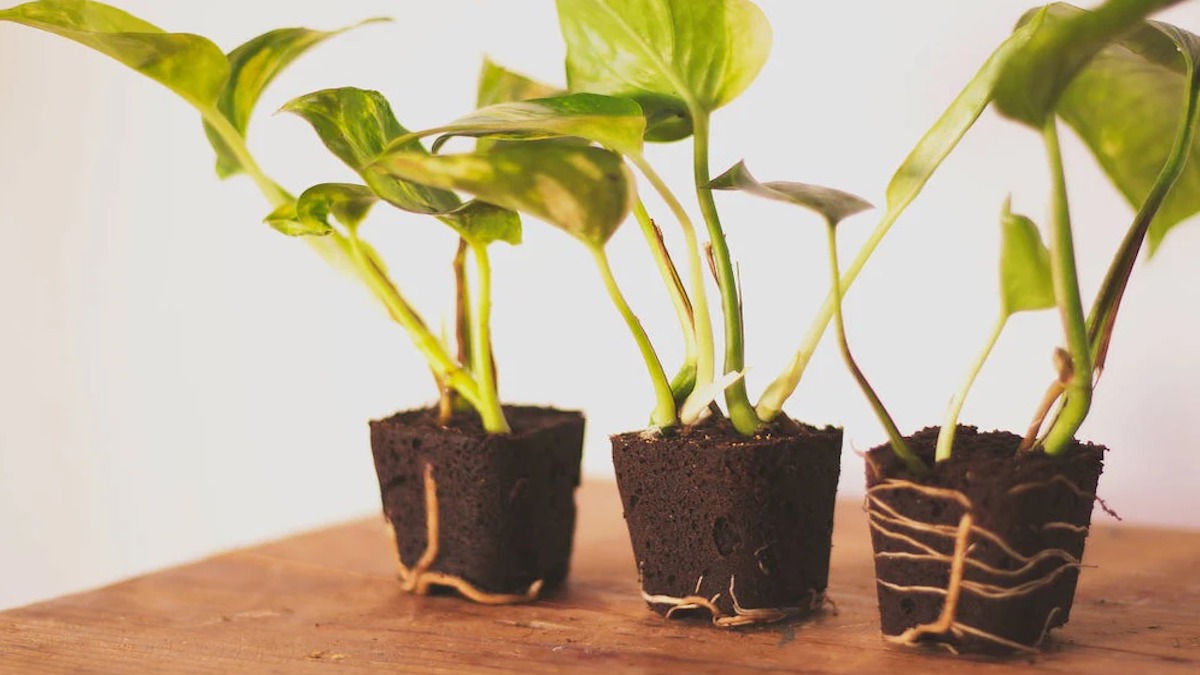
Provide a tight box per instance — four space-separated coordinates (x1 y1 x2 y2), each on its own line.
999 201 1055 316
556 0 770 141
372 143 633 249
0 0 228 109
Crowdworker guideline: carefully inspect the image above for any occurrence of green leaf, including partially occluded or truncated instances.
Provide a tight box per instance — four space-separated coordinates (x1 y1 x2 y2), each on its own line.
0 0 228 109
372 143 633 249
709 161 872 226
993 0 1183 128
282 87 521 245
296 183 378 233
428 93 647 157
1058 16 1200 253
476 57 560 108
204 18 389 178
281 87 459 212
556 0 771 141
999 200 1055 316
885 13 1043 215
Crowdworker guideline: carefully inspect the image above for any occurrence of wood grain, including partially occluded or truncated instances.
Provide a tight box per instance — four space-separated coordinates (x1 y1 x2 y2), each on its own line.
2 481 1198 673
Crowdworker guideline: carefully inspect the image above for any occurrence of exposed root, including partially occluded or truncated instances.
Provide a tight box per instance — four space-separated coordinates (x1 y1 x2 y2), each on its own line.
390 463 543 605
641 575 824 628
1006 475 1121 521
868 480 1089 653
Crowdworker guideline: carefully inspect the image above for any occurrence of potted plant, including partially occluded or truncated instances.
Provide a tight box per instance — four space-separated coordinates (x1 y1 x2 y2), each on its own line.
0 0 590 604
799 0 1199 654
322 0 860 626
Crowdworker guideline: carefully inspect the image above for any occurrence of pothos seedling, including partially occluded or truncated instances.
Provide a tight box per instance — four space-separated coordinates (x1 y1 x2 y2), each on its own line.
718 0 1200 472
0 1 635 435
348 0 865 437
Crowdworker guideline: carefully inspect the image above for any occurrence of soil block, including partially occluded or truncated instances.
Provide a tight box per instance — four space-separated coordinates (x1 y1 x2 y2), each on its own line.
369 405 584 600
865 425 1106 655
611 415 842 626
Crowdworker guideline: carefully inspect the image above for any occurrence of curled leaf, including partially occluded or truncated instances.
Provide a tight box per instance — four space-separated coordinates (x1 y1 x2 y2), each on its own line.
999 200 1055 316
205 18 389 177
709 161 872 226
427 93 647 157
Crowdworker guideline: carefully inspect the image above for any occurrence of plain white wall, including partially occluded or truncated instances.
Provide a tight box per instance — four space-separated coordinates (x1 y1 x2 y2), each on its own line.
2 1 1198 610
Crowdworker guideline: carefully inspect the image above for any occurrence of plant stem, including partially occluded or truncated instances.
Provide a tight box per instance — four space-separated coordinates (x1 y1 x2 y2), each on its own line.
633 199 697 401
825 221 925 475
449 238 472 413
628 155 715 400
756 206 906 422
1039 120 1092 456
467 242 510 433
591 246 678 430
935 315 1008 462
691 111 759 435
201 108 482 411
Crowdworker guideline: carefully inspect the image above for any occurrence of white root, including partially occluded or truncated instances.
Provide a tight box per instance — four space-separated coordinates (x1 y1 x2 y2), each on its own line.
868 479 1089 653
641 574 824 628
389 463 543 605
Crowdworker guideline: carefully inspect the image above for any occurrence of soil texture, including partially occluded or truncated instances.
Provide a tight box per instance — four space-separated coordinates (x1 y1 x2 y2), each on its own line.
370 405 585 597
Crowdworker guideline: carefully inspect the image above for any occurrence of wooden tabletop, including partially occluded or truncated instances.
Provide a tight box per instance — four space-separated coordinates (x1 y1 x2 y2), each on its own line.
3 481 1198 673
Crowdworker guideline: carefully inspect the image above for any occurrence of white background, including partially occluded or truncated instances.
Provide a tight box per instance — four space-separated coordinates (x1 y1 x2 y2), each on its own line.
2 1 1198 610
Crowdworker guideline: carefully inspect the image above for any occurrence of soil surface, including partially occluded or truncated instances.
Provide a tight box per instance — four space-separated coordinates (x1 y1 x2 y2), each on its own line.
612 415 842 622
369 405 585 595
865 426 1105 654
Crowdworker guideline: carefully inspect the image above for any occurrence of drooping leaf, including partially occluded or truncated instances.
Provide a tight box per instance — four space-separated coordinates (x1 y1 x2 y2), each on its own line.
993 0 1184 128
999 201 1055 316
476 57 560 108
428 93 647 157
372 143 633 249
204 18 389 178
885 13 1044 216
709 161 872 226
0 0 228 109
1058 15 1200 253
556 0 771 141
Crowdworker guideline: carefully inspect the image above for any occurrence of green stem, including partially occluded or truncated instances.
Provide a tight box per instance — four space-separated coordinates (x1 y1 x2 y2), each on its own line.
825 221 924 475
633 199 697 401
202 107 484 416
756 205 906 421
592 246 677 430
1040 120 1092 456
691 111 759 435
935 315 1008 462
629 154 715 397
468 243 510 433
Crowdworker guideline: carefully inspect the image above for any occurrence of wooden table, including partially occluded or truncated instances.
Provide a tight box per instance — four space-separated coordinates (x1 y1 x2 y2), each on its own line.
2 482 1198 673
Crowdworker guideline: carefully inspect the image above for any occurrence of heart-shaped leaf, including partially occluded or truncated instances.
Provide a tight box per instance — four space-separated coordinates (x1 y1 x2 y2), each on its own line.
993 0 1183 128
0 0 228 109
556 0 771 141
709 161 872 226
204 18 388 178
999 201 1055 316
1058 14 1200 253
372 142 633 249
476 57 560 108
428 93 647 157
